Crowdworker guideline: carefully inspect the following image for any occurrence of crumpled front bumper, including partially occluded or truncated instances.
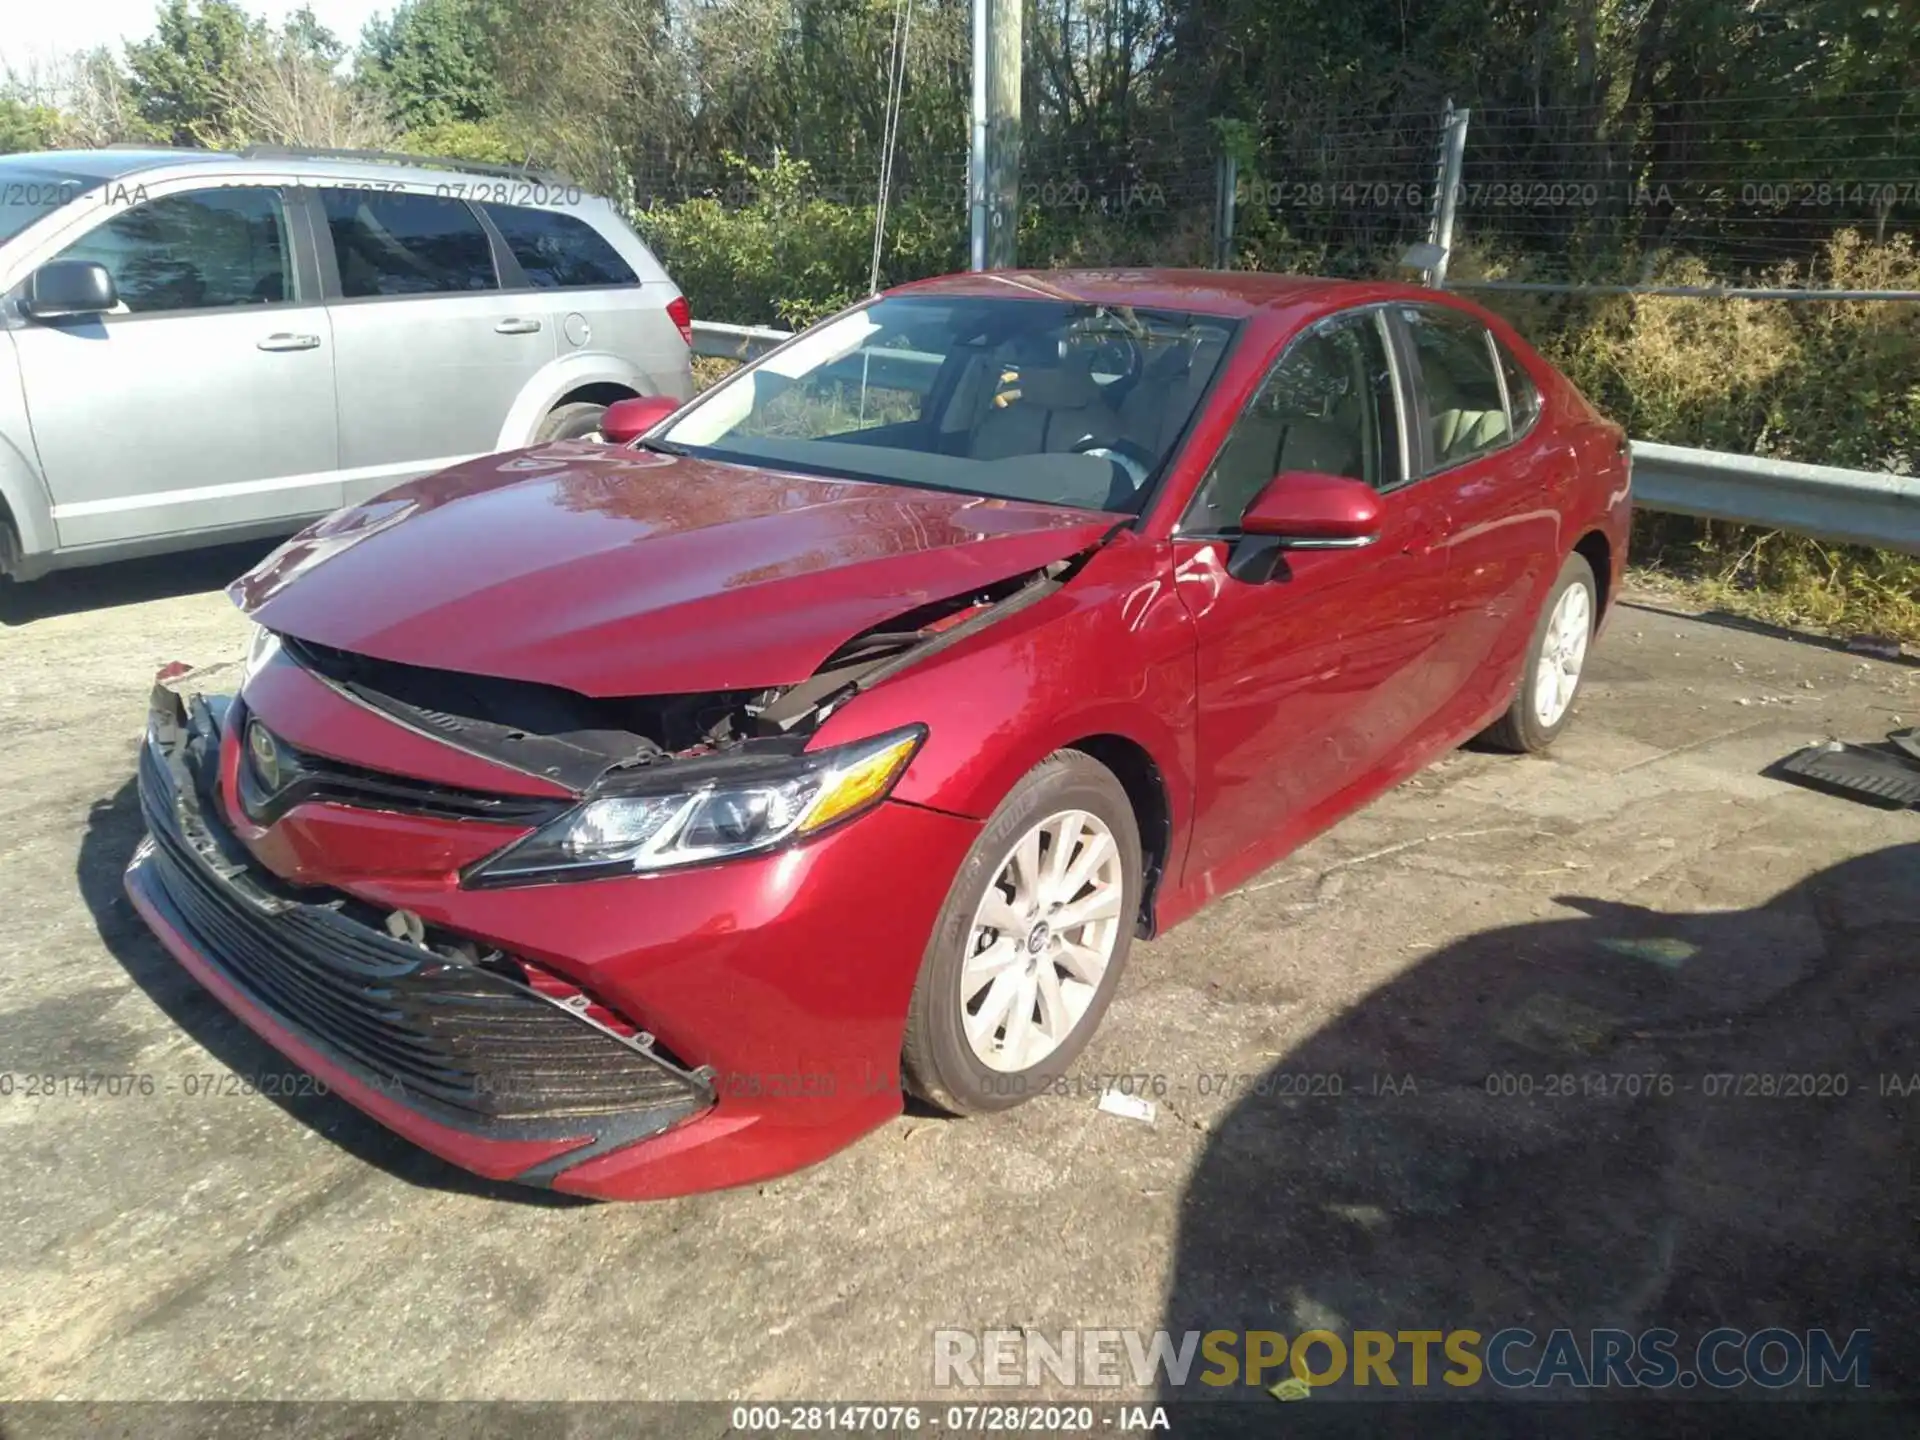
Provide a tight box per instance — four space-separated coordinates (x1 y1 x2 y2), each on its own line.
124 686 717 1188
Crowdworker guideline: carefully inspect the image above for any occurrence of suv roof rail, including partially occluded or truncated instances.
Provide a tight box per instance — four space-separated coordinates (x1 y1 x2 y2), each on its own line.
236 145 573 187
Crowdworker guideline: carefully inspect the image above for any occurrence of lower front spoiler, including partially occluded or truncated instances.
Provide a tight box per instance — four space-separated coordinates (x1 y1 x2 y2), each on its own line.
124 689 719 1193
126 852 601 1184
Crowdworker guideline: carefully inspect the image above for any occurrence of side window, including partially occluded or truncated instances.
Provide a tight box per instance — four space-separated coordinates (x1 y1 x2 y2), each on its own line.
1184 310 1399 532
482 204 637 289
1497 340 1542 435
1403 307 1512 469
53 188 294 314
321 190 497 297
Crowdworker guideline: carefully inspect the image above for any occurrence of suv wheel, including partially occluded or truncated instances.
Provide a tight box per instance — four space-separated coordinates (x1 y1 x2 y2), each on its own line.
902 752 1141 1115
535 402 609 443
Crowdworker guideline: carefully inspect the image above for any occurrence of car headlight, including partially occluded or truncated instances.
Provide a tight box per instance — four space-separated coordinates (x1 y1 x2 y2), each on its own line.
464 726 926 885
243 622 281 683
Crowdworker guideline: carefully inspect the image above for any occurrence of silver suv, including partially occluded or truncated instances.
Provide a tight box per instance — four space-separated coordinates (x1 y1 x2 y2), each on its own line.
0 146 693 581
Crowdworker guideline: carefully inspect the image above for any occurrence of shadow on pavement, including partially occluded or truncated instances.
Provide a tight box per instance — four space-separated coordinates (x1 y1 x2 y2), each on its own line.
1617 598 1919 669
1163 842 1920 1427
76 775 592 1207
0 540 280 627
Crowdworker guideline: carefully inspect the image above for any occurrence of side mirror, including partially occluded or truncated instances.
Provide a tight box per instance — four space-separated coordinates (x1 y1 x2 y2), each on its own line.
600 394 680 445
23 260 118 320
1230 471 1383 582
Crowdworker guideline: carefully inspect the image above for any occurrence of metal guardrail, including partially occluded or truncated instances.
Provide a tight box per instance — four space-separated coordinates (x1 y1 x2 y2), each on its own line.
691 320 793 361
690 323 1918 555
1630 443 1920 556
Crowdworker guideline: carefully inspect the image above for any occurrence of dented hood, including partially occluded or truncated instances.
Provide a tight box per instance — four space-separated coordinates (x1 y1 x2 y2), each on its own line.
234 444 1112 697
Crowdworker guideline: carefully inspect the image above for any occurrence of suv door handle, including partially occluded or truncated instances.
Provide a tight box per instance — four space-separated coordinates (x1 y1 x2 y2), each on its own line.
494 318 543 335
257 332 321 352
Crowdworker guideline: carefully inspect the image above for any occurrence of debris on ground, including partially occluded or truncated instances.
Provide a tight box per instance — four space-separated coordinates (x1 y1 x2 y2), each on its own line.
1774 737 1920 809
1597 936 1699 970
1097 1090 1157 1124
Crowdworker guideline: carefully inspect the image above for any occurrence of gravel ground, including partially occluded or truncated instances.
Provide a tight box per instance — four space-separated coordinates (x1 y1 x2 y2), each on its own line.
1 545 1916 1412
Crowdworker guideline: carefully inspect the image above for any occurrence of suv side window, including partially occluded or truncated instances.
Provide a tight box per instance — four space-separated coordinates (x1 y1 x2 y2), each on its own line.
1497 340 1542 435
321 189 497 297
1402 306 1512 470
482 204 637 288
53 187 294 314
1183 309 1399 532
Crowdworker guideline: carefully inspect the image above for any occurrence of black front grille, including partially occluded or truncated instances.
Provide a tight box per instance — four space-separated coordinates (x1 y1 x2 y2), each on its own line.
233 708 569 828
135 736 711 1134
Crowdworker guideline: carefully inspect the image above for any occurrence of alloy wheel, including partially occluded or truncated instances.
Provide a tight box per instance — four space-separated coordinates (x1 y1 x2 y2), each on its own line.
1533 580 1592 727
960 809 1126 1072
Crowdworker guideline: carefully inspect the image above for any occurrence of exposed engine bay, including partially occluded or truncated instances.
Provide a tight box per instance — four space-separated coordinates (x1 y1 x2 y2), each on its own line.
273 551 1090 798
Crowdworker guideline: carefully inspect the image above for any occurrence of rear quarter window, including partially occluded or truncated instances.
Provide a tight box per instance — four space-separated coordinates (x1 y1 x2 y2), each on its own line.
1497 340 1543 435
482 204 638 289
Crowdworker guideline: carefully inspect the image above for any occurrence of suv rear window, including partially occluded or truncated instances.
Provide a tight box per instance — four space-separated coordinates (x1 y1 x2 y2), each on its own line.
321 190 497 297
482 204 637 288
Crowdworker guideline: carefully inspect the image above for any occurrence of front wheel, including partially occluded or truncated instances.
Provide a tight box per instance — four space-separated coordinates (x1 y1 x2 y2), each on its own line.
902 752 1142 1115
1480 551 1598 754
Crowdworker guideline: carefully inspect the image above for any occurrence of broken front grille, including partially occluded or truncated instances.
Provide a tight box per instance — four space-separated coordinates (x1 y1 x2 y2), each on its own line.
136 736 712 1132
232 706 570 827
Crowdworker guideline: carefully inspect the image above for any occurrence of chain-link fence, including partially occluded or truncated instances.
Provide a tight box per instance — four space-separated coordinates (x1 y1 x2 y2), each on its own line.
629 84 1920 306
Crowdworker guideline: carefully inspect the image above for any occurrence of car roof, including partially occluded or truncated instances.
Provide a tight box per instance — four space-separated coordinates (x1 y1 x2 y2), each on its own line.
888 268 1428 319
0 147 595 199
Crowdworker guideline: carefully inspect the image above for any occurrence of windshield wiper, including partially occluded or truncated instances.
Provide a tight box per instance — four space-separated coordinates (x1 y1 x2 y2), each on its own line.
637 437 690 456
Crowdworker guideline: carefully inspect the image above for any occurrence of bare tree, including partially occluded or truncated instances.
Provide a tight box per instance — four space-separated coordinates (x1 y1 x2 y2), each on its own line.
218 37 397 149
1 48 148 146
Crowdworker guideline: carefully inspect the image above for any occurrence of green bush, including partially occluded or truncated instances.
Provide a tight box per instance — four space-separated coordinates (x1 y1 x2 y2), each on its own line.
633 154 963 329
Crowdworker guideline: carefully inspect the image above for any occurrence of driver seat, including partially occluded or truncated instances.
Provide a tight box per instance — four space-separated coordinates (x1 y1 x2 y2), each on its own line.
971 350 1120 460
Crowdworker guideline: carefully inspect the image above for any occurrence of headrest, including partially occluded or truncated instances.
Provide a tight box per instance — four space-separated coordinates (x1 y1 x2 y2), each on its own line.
1015 351 1102 410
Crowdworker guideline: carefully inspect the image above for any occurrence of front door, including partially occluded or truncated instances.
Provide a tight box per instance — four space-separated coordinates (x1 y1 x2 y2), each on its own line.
1174 307 1454 896
16 184 340 550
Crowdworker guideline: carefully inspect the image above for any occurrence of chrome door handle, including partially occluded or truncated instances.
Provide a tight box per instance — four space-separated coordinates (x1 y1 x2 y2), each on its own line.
494 318 543 335
257 332 321 352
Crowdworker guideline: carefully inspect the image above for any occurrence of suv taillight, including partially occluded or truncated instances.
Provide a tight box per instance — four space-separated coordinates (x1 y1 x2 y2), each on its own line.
667 295 692 349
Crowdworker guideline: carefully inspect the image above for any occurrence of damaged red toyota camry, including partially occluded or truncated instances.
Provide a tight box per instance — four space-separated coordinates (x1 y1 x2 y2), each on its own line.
126 270 1629 1199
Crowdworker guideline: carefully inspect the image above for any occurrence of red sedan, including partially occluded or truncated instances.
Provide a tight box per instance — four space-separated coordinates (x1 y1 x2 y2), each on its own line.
126 270 1629 1199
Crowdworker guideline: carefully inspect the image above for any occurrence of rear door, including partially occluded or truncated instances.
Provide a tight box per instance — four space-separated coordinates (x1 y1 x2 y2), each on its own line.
1389 305 1565 727
479 201 689 398
1173 307 1454 888
311 188 558 503
14 183 340 549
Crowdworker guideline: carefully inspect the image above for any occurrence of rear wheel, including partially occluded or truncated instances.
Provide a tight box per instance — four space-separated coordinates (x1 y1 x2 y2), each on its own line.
902 752 1142 1115
0 509 20 589
1480 551 1597 754
535 401 610 443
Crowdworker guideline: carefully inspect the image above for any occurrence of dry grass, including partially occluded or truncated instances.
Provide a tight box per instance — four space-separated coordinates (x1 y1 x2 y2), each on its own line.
1463 233 1920 643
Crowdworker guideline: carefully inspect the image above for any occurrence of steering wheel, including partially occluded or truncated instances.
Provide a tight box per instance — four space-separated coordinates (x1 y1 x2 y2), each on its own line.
1072 437 1156 492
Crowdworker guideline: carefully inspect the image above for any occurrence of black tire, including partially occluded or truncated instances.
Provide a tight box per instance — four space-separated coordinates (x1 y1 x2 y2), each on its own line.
535 401 610 443
902 751 1143 1116
0 510 20 592
1480 551 1598 754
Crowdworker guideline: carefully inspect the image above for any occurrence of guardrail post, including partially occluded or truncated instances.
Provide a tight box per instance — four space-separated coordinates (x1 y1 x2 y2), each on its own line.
1427 102 1470 289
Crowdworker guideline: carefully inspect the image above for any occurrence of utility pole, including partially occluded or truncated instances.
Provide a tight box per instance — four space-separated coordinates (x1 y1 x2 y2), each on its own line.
969 0 1020 269
968 0 988 269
